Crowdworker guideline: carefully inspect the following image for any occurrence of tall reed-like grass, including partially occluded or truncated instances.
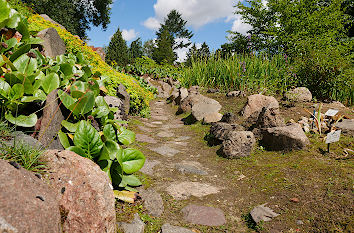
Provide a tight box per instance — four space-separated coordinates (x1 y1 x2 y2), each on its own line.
181 52 293 96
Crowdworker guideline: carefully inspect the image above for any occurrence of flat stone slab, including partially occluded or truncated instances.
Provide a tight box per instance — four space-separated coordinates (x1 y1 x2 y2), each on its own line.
181 204 226 226
175 161 208 175
140 160 161 175
155 102 165 106
161 223 194 233
156 131 174 138
166 182 220 200
175 136 191 141
152 121 163 125
149 145 180 157
152 115 169 121
135 134 157 144
138 188 164 217
144 122 158 128
137 125 153 132
118 213 144 233
171 141 188 147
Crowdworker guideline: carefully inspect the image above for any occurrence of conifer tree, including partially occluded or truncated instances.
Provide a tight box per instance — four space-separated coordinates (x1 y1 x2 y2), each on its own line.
106 28 129 66
152 28 175 64
129 38 143 62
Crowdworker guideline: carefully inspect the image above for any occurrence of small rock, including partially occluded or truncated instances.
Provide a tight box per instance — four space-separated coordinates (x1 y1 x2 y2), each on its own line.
242 94 279 124
181 204 226 226
138 189 164 217
290 198 299 203
156 131 174 138
37 27 66 58
161 223 194 233
207 88 219 93
118 213 144 233
335 119 354 136
174 88 189 105
166 182 220 200
254 107 285 129
104 96 124 120
296 220 304 225
210 122 245 141
116 84 130 115
140 159 161 176
221 112 238 124
250 203 279 223
152 115 169 121
226 91 241 97
285 87 312 102
191 96 222 121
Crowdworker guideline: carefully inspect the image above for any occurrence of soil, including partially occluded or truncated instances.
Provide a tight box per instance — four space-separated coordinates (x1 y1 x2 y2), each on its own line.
117 92 354 233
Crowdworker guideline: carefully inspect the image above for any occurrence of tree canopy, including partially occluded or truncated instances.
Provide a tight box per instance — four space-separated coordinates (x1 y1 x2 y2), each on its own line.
106 28 129 66
22 0 112 38
129 38 143 62
152 28 175 64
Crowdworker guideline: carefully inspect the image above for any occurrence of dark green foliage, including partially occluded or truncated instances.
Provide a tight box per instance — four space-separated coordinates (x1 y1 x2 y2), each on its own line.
235 0 353 104
156 9 193 49
106 28 129 66
20 0 112 39
185 42 210 66
129 37 143 62
185 43 198 67
152 28 175 64
221 32 250 57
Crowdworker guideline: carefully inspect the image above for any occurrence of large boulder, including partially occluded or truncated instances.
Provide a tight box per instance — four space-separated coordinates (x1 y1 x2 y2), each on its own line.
0 159 61 233
242 94 279 124
37 28 66 58
3 131 43 149
210 122 245 141
285 87 312 102
179 94 204 113
203 112 223 124
116 84 130 115
221 131 256 159
255 107 285 129
174 87 188 105
191 96 222 121
38 89 64 150
261 123 310 151
40 14 66 30
43 150 116 233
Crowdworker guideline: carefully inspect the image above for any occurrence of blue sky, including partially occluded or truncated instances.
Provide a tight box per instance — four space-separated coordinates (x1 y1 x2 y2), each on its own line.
86 0 251 60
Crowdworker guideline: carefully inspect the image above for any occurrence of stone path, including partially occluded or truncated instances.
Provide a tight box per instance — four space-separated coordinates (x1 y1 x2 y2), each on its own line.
124 99 248 232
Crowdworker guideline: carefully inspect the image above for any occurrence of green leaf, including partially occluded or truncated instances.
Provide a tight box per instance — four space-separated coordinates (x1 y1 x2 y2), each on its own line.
67 146 86 157
42 73 59 94
33 89 47 101
8 83 24 100
70 91 95 116
61 120 78 132
4 38 17 51
70 81 87 98
60 63 74 76
5 112 37 127
118 127 136 145
97 159 113 180
120 148 145 174
94 96 110 118
99 140 121 161
21 96 41 102
58 89 75 109
9 44 31 62
58 130 70 149
6 9 21 28
0 0 11 24
73 120 103 158
13 53 29 73
110 161 123 187
103 124 117 141
121 175 142 187
0 79 10 98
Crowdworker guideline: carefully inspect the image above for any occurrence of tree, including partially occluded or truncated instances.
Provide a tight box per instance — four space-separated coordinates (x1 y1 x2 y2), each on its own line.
198 42 210 59
106 28 129 66
152 28 175 64
143 39 155 58
221 32 250 57
22 0 112 38
129 38 143 62
185 43 198 66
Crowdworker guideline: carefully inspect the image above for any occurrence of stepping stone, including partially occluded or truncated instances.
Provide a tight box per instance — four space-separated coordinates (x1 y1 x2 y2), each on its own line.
166 182 220 200
118 213 145 233
149 145 180 157
175 161 208 175
175 136 191 141
161 124 183 130
140 159 161 175
137 125 153 132
155 102 165 106
152 121 163 125
136 134 157 144
152 115 169 121
181 204 226 226
161 223 194 233
138 188 164 217
156 131 174 138
144 122 158 128
172 141 188 146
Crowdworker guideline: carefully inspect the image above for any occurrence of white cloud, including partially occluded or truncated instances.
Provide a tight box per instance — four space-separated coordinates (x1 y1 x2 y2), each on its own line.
143 0 236 29
121 29 138 41
175 41 202 62
230 14 252 35
143 17 161 30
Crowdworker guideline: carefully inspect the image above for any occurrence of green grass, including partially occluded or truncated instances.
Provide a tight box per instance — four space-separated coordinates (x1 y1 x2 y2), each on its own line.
0 121 46 173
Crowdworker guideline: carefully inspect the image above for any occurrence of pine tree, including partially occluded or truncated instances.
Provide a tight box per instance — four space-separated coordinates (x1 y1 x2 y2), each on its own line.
143 39 155 58
185 43 198 67
198 42 210 59
129 38 143 62
152 28 175 64
106 28 129 66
